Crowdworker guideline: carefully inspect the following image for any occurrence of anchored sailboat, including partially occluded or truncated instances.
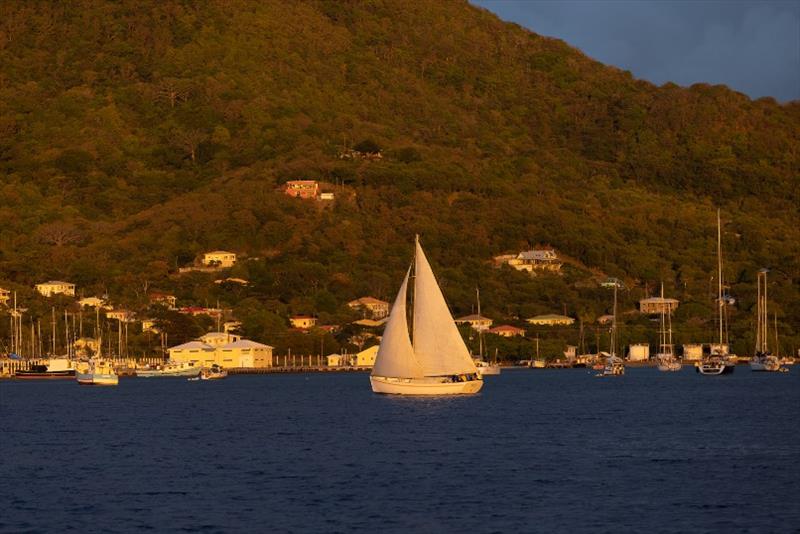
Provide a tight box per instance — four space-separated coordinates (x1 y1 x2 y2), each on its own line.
697 209 736 375
370 237 483 395
750 270 785 372
655 282 681 372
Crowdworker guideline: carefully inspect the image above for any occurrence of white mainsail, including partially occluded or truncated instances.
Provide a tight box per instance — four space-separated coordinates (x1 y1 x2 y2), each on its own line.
371 268 424 379
412 239 477 376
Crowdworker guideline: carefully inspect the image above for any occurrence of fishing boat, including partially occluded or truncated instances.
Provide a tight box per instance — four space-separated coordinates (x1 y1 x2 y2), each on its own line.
370 236 483 395
655 283 681 372
595 284 624 377
137 360 201 378
698 210 736 375
76 359 118 386
14 358 77 379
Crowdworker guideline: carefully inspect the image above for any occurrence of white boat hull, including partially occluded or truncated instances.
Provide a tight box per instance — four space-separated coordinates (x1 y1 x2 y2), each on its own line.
370 376 483 395
137 366 201 378
76 372 118 386
475 365 501 376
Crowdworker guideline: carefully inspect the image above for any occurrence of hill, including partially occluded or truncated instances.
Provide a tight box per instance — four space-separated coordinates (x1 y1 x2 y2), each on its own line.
0 0 798 356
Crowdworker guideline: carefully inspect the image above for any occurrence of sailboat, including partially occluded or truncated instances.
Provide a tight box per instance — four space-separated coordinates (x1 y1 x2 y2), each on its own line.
749 270 785 372
370 237 483 395
697 209 736 375
596 283 624 377
472 288 500 376
655 283 681 372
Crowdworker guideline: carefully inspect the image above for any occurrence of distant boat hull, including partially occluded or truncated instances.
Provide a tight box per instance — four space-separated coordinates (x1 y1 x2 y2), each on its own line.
370 375 483 395
137 365 201 378
76 372 118 386
15 370 75 379
696 360 735 375
474 361 501 376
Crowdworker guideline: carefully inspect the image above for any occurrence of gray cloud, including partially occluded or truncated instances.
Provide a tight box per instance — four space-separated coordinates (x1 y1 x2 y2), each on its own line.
473 0 800 102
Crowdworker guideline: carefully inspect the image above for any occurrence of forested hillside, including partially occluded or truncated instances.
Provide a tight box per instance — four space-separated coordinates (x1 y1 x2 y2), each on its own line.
1 0 798 357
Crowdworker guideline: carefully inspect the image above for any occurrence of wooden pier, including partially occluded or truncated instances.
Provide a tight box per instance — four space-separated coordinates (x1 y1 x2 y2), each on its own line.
228 366 371 375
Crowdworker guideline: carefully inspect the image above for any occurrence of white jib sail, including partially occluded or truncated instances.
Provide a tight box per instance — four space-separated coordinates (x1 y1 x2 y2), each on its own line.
412 239 477 376
372 267 424 379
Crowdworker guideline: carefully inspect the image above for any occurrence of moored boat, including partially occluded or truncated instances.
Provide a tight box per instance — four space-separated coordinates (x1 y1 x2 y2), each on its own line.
370 236 483 395
201 364 228 380
76 359 119 386
474 360 501 376
137 360 201 378
14 358 77 379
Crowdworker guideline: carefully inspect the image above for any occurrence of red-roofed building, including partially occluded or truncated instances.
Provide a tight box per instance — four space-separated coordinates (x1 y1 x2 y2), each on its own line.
487 325 526 337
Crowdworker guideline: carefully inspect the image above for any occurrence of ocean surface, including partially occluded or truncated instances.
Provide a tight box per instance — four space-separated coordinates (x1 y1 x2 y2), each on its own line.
1 367 799 533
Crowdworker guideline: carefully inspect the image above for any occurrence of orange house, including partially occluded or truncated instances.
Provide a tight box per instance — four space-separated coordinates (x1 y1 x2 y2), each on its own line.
284 180 319 199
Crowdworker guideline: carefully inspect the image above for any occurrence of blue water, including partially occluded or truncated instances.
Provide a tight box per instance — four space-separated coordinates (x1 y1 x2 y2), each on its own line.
1 368 798 533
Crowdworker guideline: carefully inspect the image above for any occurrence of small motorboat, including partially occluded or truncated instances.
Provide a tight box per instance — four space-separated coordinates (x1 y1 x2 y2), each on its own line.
595 355 625 377
76 360 119 386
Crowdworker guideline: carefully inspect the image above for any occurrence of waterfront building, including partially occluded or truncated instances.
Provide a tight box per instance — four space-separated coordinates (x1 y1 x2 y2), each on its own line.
202 251 237 268
682 344 703 361
351 345 378 367
454 314 493 331
628 343 650 361
639 296 679 315
348 296 390 319
327 354 346 367
526 314 575 326
35 280 76 297
169 332 272 368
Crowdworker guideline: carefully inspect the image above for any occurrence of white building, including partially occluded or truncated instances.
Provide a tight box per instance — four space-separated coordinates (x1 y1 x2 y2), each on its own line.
454 314 493 331
78 296 106 308
628 344 650 361
35 281 76 297
202 251 237 268
682 344 703 361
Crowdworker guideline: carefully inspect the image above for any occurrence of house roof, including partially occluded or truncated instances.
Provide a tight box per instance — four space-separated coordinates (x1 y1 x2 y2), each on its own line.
348 296 389 306
353 318 388 327
455 314 492 322
488 325 525 333
528 314 574 322
169 341 214 351
517 250 556 260
38 280 74 286
221 339 274 350
640 297 679 304
291 315 316 320
205 250 235 255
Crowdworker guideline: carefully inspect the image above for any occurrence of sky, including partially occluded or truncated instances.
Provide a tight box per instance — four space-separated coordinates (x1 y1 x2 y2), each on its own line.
472 0 800 102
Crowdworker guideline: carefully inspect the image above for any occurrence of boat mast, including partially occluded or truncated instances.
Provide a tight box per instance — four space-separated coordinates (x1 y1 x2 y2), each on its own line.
716 209 724 352
410 235 418 346
476 286 483 359
611 283 618 357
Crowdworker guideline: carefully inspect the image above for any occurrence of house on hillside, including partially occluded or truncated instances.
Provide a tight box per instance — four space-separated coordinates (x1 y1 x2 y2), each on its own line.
454 314 493 331
290 315 317 329
495 249 562 273
639 296 679 315
78 296 106 308
106 310 135 322
149 291 177 308
284 180 319 199
487 325 526 337
179 306 223 318
141 319 159 334
35 281 76 297
600 277 625 289
202 251 237 268
527 314 575 326
0 287 10 306
348 296 390 319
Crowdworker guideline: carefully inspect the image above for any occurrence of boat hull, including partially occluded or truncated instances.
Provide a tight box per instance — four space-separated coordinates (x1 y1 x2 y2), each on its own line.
76 372 119 386
370 376 483 395
14 370 76 379
137 366 201 378
696 362 736 375
476 365 501 376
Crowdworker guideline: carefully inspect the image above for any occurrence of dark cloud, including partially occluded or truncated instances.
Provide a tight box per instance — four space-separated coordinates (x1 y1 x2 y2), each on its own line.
473 0 800 102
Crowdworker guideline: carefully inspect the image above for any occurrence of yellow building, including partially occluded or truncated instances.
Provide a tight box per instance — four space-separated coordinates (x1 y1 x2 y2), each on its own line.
351 345 378 367
454 314 493 331
290 315 317 329
0 287 10 306
526 314 575 326
202 250 237 268
169 332 273 368
106 310 135 322
327 354 346 367
35 280 76 297
78 296 106 308
348 297 390 319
